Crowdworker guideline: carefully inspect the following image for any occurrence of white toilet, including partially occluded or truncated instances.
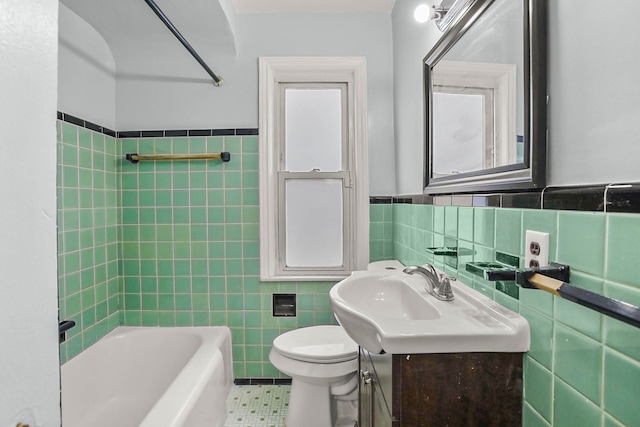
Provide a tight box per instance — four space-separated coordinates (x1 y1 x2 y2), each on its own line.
269 325 359 427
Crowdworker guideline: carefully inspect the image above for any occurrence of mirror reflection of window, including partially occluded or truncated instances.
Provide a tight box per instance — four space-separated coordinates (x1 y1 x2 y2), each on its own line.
432 90 492 176
430 60 516 178
422 0 549 194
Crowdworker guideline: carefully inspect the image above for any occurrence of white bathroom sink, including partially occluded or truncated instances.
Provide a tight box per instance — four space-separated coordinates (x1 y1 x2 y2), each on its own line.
329 261 530 354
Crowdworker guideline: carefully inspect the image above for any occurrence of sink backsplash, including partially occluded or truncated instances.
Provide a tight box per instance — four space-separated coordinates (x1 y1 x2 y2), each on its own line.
369 196 640 426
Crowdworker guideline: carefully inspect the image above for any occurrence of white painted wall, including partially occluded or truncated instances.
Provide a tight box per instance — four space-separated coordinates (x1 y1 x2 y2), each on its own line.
392 0 640 193
58 3 116 129
0 0 61 426
392 0 442 194
546 0 640 186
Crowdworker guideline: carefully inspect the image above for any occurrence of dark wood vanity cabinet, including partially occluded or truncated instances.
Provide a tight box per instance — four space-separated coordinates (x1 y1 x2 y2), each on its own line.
358 347 523 426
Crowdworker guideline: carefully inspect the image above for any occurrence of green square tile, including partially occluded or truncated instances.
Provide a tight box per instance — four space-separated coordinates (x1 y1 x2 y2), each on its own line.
241 136 258 153
155 173 172 189
225 171 242 188
62 123 78 145
243 206 259 223
61 143 78 166
77 129 92 149
79 190 93 209
62 189 79 209
207 172 224 188
192 277 208 293
604 349 640 426
606 214 640 286
156 208 172 223
175 312 193 326
433 206 445 234
554 324 602 404
495 209 522 256
520 306 553 369
227 294 244 310
473 208 495 247
370 204 384 222
458 207 474 242
603 281 640 360
554 272 603 341
141 311 159 326
121 138 138 154
519 287 554 318
225 189 242 205
138 190 155 207
155 191 172 207
557 211 606 276
172 138 189 154
175 294 192 310
78 148 92 168
193 311 209 326
228 311 245 328
523 356 552 422
191 190 206 206
554 378 602 427
207 136 224 152
125 294 141 310
173 191 189 207
63 166 79 188
242 188 259 205
208 207 225 223
158 294 175 310
142 295 158 310
192 294 209 311
138 173 154 189
444 206 458 237
175 276 191 293
189 207 206 224
245 328 262 345
189 137 206 153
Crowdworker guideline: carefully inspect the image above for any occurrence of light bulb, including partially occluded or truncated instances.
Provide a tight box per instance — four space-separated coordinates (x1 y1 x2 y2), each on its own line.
414 4 435 23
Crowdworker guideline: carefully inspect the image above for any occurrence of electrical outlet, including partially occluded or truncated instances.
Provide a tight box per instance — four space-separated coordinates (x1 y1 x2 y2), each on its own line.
525 230 549 268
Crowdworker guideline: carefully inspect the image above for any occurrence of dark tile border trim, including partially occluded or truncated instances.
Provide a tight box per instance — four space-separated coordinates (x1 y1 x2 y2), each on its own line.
372 183 640 214
234 378 292 385
58 111 258 138
58 112 117 137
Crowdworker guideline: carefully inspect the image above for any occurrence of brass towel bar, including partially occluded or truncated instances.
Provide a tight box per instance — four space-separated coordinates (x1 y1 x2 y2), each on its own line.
125 152 231 164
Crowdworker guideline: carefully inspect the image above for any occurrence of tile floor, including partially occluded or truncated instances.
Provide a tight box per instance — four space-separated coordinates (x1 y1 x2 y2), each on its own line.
224 385 290 427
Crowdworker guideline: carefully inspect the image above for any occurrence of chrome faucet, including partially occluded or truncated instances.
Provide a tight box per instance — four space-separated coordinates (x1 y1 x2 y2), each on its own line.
403 265 455 301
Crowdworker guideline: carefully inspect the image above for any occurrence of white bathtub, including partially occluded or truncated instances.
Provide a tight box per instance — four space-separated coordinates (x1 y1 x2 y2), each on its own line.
61 326 233 427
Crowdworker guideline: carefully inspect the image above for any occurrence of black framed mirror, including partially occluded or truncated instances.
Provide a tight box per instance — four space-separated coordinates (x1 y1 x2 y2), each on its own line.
424 0 547 194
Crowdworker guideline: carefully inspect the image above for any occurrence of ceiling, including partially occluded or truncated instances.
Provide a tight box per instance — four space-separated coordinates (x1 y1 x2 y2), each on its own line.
232 0 396 13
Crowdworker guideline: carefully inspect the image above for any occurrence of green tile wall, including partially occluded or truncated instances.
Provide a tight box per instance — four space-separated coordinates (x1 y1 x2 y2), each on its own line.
118 135 336 378
369 203 393 262
57 122 120 363
391 204 640 426
55 118 640 424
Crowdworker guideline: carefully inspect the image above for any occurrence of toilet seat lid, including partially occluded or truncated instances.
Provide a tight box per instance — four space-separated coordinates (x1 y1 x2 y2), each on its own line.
273 325 358 363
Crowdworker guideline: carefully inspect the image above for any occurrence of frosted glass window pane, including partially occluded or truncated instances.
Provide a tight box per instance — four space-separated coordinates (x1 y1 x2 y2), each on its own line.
285 89 342 171
433 92 485 174
285 179 343 267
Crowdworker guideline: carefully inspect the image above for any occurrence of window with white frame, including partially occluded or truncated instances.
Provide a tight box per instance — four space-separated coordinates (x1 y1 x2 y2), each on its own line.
258 57 369 281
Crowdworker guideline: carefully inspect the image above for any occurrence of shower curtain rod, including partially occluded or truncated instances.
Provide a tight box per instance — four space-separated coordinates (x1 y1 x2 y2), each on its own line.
143 0 223 87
